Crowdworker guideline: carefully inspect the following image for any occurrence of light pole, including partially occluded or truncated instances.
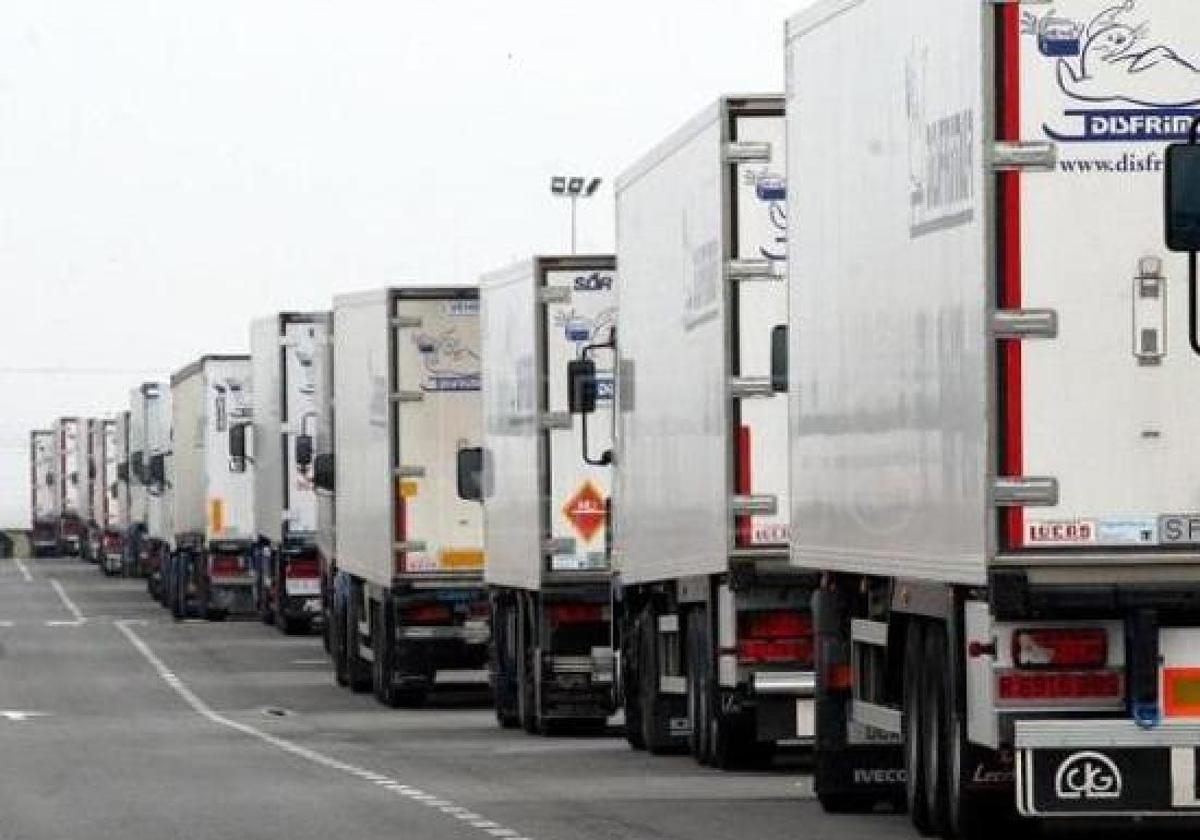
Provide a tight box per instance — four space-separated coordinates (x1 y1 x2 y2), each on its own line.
550 176 602 254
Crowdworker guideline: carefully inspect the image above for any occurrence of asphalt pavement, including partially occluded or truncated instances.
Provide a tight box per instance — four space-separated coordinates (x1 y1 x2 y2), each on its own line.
0 556 1181 840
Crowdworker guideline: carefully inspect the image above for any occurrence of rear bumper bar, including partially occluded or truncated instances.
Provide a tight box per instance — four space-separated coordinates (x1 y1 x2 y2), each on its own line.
752 670 817 697
1015 719 1200 749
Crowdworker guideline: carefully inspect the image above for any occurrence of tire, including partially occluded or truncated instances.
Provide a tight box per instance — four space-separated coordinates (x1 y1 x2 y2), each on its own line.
687 606 713 764
623 612 646 751
922 623 950 838
345 585 373 693
517 596 540 735
492 595 520 729
904 620 934 836
332 590 350 688
170 556 186 621
372 597 403 708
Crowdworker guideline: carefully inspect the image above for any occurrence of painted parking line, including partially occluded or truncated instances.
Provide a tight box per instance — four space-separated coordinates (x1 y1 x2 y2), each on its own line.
13 558 33 582
49 579 87 625
114 620 536 840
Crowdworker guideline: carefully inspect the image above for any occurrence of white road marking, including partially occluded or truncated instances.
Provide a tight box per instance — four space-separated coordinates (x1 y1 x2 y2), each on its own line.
291 659 329 666
49 579 86 624
13 558 32 582
114 620 534 840
44 620 85 627
0 711 48 722
0 621 13 628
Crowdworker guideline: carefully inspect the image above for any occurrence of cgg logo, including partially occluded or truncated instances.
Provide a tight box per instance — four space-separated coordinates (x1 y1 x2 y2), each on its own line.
1054 751 1122 801
574 272 614 292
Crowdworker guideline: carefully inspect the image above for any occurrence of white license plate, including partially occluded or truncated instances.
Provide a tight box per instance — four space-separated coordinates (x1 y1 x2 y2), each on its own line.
286 578 321 597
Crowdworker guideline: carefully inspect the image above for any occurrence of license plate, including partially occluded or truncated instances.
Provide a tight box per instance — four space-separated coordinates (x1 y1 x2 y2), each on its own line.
286 578 321 597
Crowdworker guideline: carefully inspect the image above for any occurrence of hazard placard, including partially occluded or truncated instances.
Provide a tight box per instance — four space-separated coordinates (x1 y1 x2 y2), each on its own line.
563 481 606 543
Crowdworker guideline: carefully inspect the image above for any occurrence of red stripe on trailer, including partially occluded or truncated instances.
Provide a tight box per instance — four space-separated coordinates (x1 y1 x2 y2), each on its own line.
736 424 751 546
1000 4 1024 550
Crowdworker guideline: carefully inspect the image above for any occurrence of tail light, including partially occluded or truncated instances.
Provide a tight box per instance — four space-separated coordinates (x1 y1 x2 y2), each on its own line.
287 557 319 579
209 554 245 577
466 602 490 620
1013 628 1108 669
402 604 451 625
547 603 607 626
997 671 1124 703
737 610 814 666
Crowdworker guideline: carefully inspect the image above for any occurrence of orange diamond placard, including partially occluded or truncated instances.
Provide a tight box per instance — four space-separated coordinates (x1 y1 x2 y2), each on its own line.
563 481 607 543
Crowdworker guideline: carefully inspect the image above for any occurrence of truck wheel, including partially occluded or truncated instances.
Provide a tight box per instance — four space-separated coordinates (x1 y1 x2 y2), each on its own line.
331 592 350 688
372 598 403 708
517 596 540 734
345 586 373 693
492 595 520 729
922 623 950 837
623 613 645 750
639 606 680 755
904 620 934 836
686 607 713 763
171 557 186 621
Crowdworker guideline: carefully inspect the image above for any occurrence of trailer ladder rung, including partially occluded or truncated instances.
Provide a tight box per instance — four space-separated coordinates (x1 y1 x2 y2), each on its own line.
393 540 428 553
391 316 423 329
724 141 771 164
394 465 426 479
850 618 888 648
993 309 1058 340
992 141 1057 172
392 390 425 404
729 376 775 399
538 286 572 305
994 476 1059 507
726 259 783 283
731 494 778 517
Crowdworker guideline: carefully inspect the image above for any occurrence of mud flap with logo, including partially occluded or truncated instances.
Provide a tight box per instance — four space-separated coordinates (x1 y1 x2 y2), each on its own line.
1017 748 1200 816
816 746 907 801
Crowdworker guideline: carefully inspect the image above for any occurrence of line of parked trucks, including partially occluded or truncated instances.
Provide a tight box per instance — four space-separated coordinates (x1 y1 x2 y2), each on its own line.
24 1 1200 834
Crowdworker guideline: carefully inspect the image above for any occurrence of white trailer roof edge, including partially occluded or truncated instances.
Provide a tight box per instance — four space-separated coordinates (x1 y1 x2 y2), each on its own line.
785 0 865 41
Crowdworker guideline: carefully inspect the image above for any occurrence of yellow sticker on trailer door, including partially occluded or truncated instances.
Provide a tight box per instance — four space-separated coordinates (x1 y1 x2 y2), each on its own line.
209 498 225 535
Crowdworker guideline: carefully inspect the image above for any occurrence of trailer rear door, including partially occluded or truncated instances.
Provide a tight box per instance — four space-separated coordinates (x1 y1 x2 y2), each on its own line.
1004 0 1200 551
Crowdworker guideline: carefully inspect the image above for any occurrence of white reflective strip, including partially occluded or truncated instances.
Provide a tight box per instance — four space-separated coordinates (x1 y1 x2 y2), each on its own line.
1171 747 1200 809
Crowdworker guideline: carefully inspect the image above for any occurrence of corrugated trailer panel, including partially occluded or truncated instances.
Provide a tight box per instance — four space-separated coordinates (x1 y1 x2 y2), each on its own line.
786 1 991 584
78 420 94 526
315 321 336 563
145 385 173 543
251 316 284 542
114 411 131 531
30 430 56 522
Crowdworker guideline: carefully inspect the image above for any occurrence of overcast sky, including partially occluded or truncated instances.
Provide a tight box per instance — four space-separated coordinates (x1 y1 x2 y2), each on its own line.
0 0 810 528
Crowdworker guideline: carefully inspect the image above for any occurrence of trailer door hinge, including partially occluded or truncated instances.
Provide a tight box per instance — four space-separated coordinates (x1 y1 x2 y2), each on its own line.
992 141 1057 172
994 477 1059 507
393 465 425 479
729 376 775 399
992 309 1058 340
392 390 424 404
731 494 778 517
726 259 783 283
541 411 572 431
725 141 772 164
393 540 427 554
391 315 423 329
539 286 571 305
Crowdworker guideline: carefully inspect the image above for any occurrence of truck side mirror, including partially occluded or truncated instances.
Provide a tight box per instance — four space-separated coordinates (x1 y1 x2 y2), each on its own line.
313 453 335 493
1166 142 1200 252
568 359 598 415
771 324 788 393
295 434 314 471
456 447 485 502
149 454 165 485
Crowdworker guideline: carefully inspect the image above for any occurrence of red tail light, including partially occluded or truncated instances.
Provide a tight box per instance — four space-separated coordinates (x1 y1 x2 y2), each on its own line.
998 670 1123 702
210 554 245 577
1012 628 1107 669
738 610 814 666
287 557 319 579
402 604 451 624
547 603 606 626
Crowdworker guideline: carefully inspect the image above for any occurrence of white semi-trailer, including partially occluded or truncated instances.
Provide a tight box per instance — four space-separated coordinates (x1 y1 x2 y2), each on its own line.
249 312 331 634
77 420 96 563
167 355 256 620
313 317 336 654
29 429 57 556
85 418 122 574
603 95 813 766
329 288 488 706
787 0 1200 831
51 417 85 557
481 255 619 733
113 410 132 574
129 382 172 594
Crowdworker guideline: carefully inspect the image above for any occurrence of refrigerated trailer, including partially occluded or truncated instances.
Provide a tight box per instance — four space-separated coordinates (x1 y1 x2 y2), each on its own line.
167 356 255 620
129 382 171 592
29 430 57 556
250 312 331 633
329 287 488 707
787 0 1200 830
77 420 96 563
113 411 132 574
603 95 813 766
85 418 123 574
52 417 85 556
481 255 619 733
314 316 336 655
